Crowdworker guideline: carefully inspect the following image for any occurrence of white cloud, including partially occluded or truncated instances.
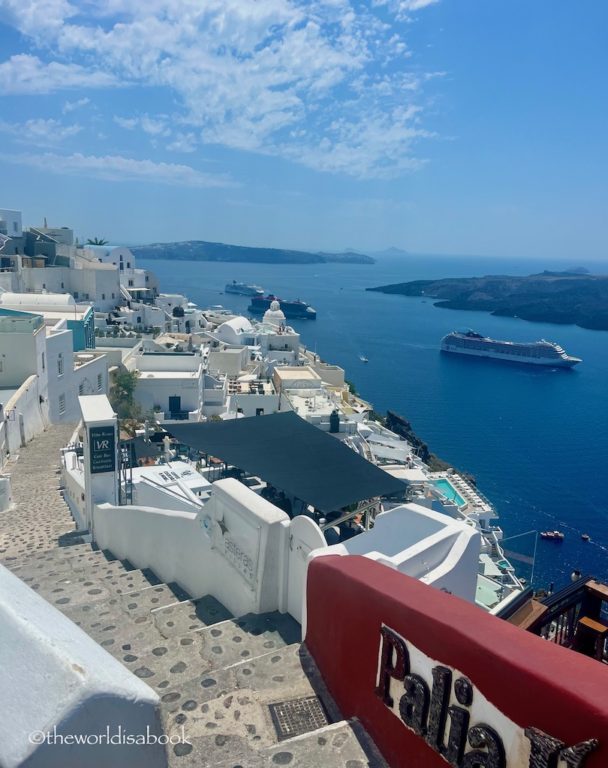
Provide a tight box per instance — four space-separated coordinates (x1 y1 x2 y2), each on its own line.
114 114 170 136
3 151 234 188
62 96 90 113
0 118 82 145
167 132 197 153
113 116 138 130
0 54 118 95
1 1 441 177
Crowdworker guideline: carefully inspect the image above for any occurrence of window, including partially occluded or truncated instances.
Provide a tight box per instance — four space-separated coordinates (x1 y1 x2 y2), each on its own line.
127 262 131 268
61 282 64 289
128 279 134 287
41 352 45 372
111 293 115 299
78 382 84 396
42 283 46 289
101 293 105 300
0 361 3 372
97 373 103 392
73 292 79 299
57 353 64 376
256 408 265 416
120 263 124 271
58 394 66 415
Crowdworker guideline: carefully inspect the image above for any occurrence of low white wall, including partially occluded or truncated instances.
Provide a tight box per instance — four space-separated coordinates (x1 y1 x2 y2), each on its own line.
228 392 280 417
3 375 48 456
61 446 87 531
93 478 290 618
0 564 166 768
314 504 481 604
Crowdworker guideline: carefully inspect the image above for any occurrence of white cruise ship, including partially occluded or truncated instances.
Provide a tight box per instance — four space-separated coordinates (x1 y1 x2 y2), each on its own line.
441 330 581 367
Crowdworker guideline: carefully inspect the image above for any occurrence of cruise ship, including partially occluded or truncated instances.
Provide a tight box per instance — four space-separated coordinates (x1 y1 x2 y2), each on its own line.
441 330 581 367
225 280 264 296
249 294 317 319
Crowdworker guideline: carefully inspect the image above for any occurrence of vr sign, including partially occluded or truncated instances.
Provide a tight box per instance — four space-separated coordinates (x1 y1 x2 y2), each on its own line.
375 625 598 768
90 426 116 474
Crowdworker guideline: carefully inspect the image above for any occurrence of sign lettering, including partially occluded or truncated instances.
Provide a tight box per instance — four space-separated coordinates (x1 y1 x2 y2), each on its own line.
376 625 598 768
89 426 116 474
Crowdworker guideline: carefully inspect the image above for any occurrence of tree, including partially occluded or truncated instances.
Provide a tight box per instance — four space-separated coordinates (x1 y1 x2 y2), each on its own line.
86 237 109 245
109 369 141 421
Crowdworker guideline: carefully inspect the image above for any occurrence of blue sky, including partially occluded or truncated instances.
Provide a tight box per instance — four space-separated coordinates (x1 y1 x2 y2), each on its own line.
0 0 606 260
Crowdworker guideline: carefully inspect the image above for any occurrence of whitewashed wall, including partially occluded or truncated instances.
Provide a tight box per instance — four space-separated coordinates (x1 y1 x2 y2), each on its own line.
0 564 166 768
3 375 49 456
314 504 481 603
61 441 87 531
93 478 290 618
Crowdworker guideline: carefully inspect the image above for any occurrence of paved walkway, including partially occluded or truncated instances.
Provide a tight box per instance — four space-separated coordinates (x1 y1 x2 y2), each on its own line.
0 424 386 767
0 423 79 562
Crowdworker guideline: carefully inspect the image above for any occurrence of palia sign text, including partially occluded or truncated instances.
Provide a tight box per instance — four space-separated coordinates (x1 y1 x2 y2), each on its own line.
375 625 598 768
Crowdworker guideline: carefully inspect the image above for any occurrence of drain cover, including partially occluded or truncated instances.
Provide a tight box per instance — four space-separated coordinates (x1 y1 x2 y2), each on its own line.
269 696 330 741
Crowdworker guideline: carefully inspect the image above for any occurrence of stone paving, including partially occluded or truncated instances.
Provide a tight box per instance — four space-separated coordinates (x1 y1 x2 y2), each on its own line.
0 423 79 561
0 425 387 768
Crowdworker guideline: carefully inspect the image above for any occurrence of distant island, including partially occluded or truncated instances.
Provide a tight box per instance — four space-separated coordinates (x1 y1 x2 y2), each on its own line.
131 240 375 265
367 271 608 331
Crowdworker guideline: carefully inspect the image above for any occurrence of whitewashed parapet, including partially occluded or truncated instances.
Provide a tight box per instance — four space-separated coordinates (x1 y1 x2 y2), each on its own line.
0 564 167 768
93 478 290 618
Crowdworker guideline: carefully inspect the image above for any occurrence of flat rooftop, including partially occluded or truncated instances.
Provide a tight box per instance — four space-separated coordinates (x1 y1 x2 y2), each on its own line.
287 391 335 418
274 366 321 382
138 371 199 380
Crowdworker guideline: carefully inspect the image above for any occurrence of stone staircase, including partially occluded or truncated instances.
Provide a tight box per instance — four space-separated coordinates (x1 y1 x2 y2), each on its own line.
0 426 387 768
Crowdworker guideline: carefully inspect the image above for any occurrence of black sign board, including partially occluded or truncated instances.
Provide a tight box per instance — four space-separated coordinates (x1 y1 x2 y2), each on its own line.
90 425 116 474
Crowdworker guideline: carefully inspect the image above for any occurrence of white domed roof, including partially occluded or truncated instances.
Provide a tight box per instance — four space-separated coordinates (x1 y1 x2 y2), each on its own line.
216 315 254 343
263 301 286 327
219 316 253 334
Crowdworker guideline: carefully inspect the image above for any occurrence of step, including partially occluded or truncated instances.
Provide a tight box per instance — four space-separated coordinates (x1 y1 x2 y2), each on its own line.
27 572 116 608
61 597 169 659
161 644 347 765
8 551 126 583
1 542 99 570
120 582 193 618
126 612 299 694
151 595 233 639
160 643 339 740
260 719 387 768
102 566 164 595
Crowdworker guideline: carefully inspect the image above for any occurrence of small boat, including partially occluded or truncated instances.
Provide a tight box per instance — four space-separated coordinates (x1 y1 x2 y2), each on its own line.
581 533 590 542
359 355 369 363
540 530 565 541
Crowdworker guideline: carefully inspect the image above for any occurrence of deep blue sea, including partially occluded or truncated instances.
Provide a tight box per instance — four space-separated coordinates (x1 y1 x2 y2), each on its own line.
140 254 608 591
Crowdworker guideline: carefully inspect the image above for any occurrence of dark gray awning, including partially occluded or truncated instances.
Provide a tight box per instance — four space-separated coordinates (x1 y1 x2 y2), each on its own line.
165 411 405 512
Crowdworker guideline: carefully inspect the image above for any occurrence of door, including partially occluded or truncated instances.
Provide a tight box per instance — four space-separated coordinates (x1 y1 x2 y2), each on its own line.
168 395 181 417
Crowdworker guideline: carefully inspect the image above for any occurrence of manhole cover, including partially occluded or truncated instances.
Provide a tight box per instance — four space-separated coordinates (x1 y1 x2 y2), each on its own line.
269 696 331 741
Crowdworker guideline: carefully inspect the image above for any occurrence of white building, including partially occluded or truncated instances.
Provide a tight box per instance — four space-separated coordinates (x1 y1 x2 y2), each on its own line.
132 351 204 421
0 209 22 238
85 245 158 303
215 315 300 373
0 311 108 442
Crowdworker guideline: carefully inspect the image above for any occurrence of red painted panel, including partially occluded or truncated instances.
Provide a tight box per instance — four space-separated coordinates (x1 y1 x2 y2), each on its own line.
305 555 608 768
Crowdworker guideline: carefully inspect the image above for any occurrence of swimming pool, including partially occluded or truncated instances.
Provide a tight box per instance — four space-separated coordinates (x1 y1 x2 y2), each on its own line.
432 479 466 507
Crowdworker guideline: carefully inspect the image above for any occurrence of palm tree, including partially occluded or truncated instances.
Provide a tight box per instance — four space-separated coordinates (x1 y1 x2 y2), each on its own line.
86 237 109 245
